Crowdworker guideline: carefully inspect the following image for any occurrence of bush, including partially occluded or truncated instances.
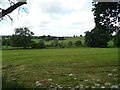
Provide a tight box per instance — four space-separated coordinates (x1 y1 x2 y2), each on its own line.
74 40 82 47
38 40 45 49
50 40 59 47
31 41 39 49
59 42 65 48
68 41 73 48
31 40 45 49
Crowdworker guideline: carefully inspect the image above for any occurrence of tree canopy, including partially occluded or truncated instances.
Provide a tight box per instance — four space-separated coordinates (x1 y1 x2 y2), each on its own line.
10 27 34 48
85 2 120 47
92 2 120 33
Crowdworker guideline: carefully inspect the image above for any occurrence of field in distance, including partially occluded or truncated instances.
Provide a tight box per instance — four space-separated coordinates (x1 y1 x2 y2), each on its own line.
2 48 119 88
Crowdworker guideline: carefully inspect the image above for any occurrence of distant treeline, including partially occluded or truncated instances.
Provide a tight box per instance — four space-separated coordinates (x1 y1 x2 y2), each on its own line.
2 34 84 49
2 35 65 41
34 35 65 41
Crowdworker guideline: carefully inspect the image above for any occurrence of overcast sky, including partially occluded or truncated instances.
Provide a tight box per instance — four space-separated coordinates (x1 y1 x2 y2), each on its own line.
0 0 95 36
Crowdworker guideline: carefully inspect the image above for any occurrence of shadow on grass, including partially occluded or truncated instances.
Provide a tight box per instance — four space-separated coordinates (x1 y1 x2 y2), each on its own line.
2 75 25 90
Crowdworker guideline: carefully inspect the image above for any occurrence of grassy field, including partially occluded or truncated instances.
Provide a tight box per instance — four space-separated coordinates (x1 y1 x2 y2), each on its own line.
2 48 119 88
32 37 85 46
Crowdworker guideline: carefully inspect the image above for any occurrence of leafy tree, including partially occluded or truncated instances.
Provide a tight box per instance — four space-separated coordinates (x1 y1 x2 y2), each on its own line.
85 2 120 47
85 31 92 47
74 40 82 47
2 37 11 47
92 2 120 33
73 35 76 37
10 27 34 48
31 41 39 49
85 25 111 47
80 35 82 37
38 40 45 49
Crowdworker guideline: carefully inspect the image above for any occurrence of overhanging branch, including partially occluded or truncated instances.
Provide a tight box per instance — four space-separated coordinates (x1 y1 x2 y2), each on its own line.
0 2 27 18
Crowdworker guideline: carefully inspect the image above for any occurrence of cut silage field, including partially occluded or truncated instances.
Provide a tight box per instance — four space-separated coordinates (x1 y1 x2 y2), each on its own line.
2 48 119 88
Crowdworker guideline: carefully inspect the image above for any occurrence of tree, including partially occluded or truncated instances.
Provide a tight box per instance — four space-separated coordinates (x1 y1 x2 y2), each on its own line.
0 0 27 20
92 2 120 33
85 2 120 47
80 35 82 37
31 41 39 49
85 31 93 47
10 27 34 48
74 40 82 47
85 25 111 47
38 40 45 49
2 37 11 48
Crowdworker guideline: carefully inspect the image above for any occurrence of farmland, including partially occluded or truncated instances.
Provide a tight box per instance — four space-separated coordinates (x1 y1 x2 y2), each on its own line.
33 36 85 46
2 48 119 88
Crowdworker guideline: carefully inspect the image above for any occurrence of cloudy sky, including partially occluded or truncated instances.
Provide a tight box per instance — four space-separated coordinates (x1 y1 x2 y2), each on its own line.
0 0 95 36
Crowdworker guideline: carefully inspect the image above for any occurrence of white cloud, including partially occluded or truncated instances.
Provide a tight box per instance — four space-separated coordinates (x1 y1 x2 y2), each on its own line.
0 0 95 36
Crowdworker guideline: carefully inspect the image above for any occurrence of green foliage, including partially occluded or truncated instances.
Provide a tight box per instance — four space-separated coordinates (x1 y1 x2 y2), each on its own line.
31 41 39 49
59 42 65 48
50 40 59 47
43 35 50 41
2 37 11 47
10 27 34 49
38 40 45 49
67 41 73 48
85 26 111 47
85 31 92 47
31 40 45 49
74 40 82 47
107 40 114 48
114 31 120 47
92 2 119 33
85 2 120 48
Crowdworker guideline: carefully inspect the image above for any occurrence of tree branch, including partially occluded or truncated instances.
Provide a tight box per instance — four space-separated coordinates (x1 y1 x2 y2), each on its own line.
0 2 27 18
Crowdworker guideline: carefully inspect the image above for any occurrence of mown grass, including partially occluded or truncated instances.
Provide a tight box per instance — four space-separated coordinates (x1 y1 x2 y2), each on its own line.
2 48 119 88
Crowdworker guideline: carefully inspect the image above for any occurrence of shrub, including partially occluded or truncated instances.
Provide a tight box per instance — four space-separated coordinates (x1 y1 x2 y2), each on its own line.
38 40 45 49
31 41 39 49
50 40 59 47
74 40 82 47
68 41 73 48
59 42 65 48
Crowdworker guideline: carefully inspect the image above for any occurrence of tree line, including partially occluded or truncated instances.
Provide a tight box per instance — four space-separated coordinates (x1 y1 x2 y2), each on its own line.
2 25 119 49
2 27 83 49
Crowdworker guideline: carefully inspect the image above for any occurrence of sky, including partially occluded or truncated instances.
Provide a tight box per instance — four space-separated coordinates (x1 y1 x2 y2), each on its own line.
0 0 95 36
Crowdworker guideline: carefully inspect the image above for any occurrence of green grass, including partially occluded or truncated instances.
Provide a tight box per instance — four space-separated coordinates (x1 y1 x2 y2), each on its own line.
2 48 119 88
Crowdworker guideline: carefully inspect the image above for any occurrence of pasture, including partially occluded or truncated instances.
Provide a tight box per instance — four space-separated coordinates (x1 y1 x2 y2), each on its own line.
2 48 119 88
32 37 85 46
